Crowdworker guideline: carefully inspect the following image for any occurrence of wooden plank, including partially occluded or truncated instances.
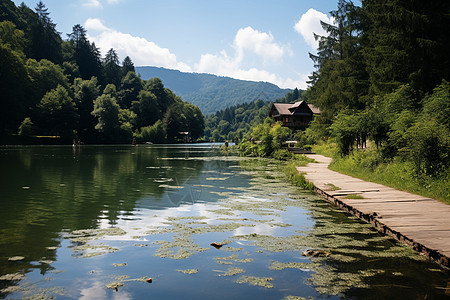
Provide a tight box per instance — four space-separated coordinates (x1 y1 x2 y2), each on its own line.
297 155 450 268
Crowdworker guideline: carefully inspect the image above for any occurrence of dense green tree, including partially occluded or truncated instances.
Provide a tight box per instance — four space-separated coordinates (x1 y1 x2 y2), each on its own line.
308 0 368 117
138 120 166 143
144 77 174 115
91 93 120 141
18 117 33 136
422 80 450 128
0 1 205 144
0 21 29 132
37 85 78 138
72 77 100 141
132 90 159 128
184 103 204 139
103 48 121 87
26 58 68 107
121 56 135 77
0 0 23 26
405 119 449 176
68 24 102 81
362 0 450 95
119 71 143 108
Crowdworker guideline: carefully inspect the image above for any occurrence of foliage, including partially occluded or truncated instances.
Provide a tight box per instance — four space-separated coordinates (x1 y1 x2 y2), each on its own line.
284 162 315 190
272 149 293 160
136 66 292 114
18 117 33 136
329 147 450 204
237 119 294 157
405 120 449 176
37 84 78 137
303 0 450 183
137 120 165 144
0 1 204 144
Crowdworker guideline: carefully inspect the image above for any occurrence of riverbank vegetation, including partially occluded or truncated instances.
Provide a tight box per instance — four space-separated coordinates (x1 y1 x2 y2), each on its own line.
301 0 450 203
0 1 204 144
236 1 449 203
311 143 450 204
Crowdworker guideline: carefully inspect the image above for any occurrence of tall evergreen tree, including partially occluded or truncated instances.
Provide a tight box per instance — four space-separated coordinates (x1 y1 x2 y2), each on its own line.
103 48 121 87
68 24 102 81
307 0 368 118
121 56 135 77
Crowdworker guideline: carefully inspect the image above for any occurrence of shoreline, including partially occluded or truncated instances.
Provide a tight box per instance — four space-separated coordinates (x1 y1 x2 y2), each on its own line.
297 154 450 269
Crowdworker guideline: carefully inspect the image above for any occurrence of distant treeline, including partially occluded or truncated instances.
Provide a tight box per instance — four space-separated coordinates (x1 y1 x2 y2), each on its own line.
0 0 204 144
136 66 292 115
204 88 303 142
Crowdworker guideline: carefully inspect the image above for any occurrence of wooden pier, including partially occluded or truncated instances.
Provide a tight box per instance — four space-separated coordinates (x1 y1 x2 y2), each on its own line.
297 154 450 268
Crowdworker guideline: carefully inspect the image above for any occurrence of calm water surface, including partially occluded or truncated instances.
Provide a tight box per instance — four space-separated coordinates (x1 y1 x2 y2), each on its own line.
0 145 448 299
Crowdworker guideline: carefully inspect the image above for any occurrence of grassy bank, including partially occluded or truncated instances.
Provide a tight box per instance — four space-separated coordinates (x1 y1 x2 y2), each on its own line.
312 143 450 204
283 155 316 190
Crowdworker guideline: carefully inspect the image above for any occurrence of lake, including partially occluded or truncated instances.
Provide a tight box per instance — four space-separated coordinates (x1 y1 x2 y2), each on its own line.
0 145 448 299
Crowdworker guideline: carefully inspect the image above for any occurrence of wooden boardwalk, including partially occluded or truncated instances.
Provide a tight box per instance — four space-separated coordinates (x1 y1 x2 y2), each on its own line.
297 154 450 268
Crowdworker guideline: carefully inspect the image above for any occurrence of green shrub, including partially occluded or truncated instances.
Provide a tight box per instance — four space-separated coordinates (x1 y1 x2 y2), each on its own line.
272 149 293 160
18 117 34 136
284 162 314 190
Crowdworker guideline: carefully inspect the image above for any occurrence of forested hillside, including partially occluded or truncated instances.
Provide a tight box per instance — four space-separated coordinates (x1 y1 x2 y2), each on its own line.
203 88 303 142
0 0 204 144
136 66 292 114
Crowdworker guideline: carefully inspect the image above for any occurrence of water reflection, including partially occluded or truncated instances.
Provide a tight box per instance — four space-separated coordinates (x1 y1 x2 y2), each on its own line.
0 146 448 299
0 144 230 292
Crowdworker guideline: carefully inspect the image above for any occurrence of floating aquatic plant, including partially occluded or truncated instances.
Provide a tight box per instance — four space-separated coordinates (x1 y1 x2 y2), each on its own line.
177 269 198 274
235 275 274 288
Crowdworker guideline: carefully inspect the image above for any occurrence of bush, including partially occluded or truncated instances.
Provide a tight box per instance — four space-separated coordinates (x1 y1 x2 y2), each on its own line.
284 162 314 190
238 140 259 157
138 120 166 143
405 119 449 176
18 117 33 136
272 149 293 160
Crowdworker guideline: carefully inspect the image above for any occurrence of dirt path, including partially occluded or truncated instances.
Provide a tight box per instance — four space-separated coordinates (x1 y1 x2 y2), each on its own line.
297 154 450 268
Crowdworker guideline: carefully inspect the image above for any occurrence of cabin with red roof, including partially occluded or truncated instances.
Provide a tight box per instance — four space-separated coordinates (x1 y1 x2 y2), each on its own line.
268 101 320 130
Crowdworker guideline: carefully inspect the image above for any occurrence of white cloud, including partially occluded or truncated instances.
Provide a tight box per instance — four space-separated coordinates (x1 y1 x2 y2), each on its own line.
234 26 286 64
85 20 304 89
107 0 121 3
195 51 306 89
195 27 305 89
85 18 109 32
85 19 192 72
294 8 334 50
82 0 102 9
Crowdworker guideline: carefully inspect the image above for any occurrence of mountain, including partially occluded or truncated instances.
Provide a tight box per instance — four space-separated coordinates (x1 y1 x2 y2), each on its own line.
135 66 291 114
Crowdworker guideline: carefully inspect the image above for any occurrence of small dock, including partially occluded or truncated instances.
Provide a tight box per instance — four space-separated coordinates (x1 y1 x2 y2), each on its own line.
297 154 450 268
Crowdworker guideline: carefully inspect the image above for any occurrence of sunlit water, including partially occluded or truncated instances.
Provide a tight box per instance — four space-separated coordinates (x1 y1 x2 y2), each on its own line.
0 145 448 299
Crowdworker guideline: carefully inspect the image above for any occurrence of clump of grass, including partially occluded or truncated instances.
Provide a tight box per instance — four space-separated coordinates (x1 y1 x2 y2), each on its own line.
324 183 341 191
311 142 337 158
330 149 450 204
284 162 314 190
343 194 364 199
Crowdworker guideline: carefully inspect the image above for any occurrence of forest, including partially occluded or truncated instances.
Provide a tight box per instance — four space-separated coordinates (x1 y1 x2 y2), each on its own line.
301 0 449 177
0 0 204 144
229 0 449 201
203 88 303 142
136 66 290 115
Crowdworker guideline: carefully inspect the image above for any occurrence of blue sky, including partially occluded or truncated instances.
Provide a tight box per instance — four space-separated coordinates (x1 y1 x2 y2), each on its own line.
13 0 339 89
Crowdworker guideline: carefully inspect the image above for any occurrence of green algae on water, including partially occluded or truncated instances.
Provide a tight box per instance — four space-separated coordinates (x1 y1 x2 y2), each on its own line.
113 263 127 267
270 261 319 271
218 267 245 276
177 269 198 274
235 275 274 288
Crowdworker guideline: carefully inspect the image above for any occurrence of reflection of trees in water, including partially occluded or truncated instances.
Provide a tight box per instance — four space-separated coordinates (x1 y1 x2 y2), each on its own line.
0 145 206 289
